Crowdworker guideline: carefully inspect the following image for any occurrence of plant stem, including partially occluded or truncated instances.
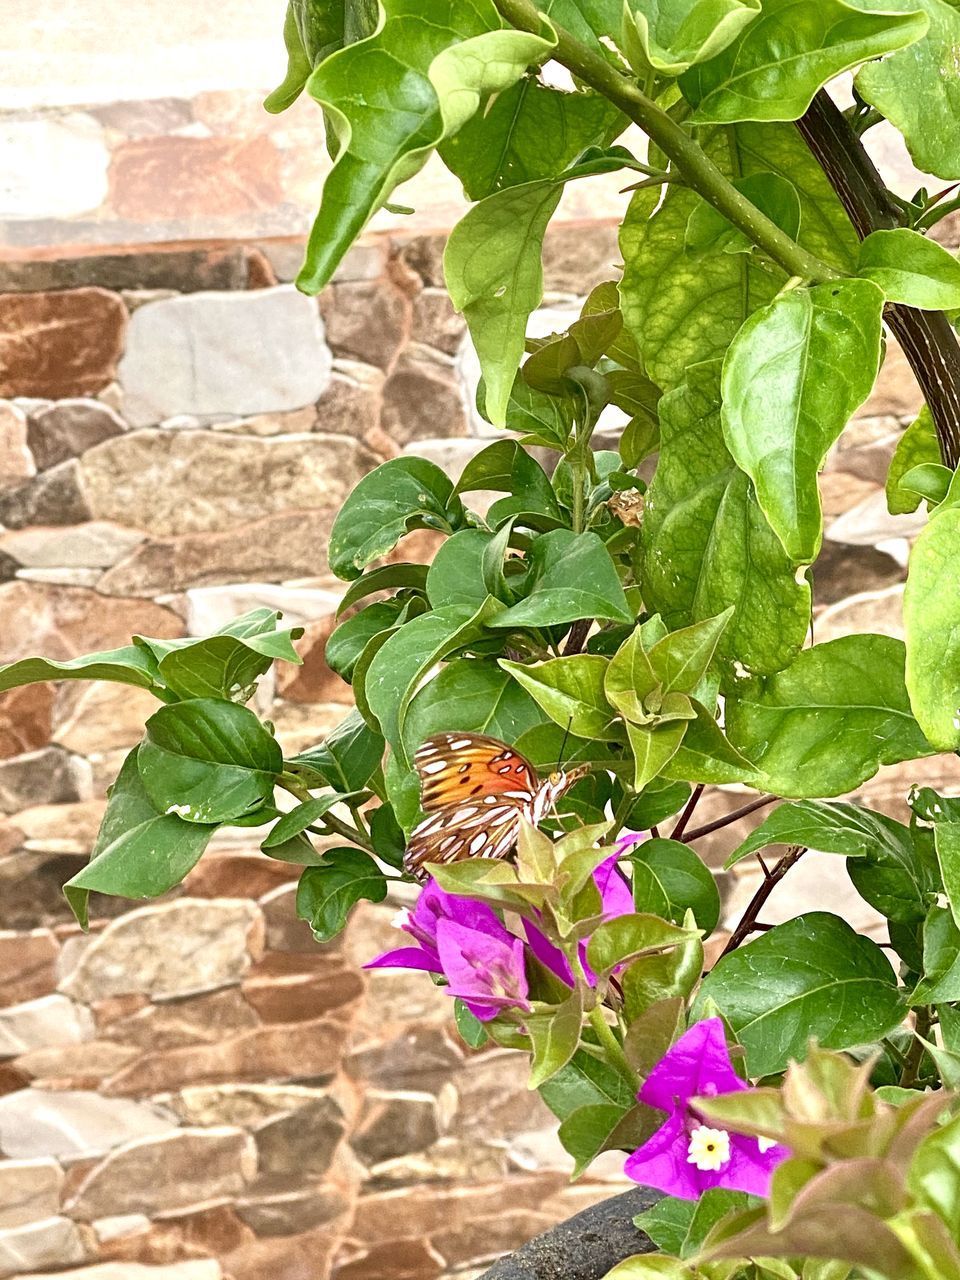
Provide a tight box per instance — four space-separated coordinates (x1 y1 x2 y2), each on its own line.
492 0 840 285
278 776 376 853
670 784 704 840
588 1003 634 1081
900 1006 934 1089
680 794 778 844
720 845 806 958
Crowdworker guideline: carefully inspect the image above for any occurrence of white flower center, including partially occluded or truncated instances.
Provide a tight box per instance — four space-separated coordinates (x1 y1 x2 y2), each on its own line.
687 1125 731 1172
757 1135 778 1154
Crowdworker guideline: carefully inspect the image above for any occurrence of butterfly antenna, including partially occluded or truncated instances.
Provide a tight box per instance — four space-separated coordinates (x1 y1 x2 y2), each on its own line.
557 716 573 771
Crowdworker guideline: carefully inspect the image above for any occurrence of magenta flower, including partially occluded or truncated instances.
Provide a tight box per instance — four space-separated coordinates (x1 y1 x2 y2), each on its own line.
614 830 649 855
365 879 530 1021
524 852 634 987
624 1017 788 1201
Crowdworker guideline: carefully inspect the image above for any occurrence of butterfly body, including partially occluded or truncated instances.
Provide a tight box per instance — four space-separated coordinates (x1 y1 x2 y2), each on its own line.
403 732 586 880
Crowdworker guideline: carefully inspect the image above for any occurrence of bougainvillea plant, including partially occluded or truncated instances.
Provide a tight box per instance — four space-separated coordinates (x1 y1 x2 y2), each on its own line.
6 0 960 1273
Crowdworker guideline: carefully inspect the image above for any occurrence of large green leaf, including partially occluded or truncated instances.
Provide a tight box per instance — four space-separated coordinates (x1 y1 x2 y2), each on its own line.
0 645 160 695
720 278 884 563
500 654 620 738
328 457 464 580
454 439 562 528
914 907 960 1002
858 228 960 309
726 799 912 867
904 502 960 750
336 563 430 616
137 699 283 824
628 837 720 932
681 0 927 124
527 988 585 1088
887 407 941 515
63 749 217 928
296 847 388 942
265 0 379 112
290 709 385 793
694 911 904 1075
623 0 761 75
491 530 634 628
262 793 357 849
685 171 801 255
641 360 810 675
402 657 545 759
856 0 960 180
538 1046 636 1119
296 1 555 291
724 634 935 797
626 719 689 790
148 611 304 702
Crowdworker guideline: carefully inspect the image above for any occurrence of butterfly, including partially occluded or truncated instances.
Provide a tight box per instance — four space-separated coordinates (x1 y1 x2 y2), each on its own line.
403 731 588 880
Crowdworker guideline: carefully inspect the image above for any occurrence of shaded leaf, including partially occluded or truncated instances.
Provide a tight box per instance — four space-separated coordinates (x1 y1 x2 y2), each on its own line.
492 530 633 628
628 837 720 932
296 846 388 942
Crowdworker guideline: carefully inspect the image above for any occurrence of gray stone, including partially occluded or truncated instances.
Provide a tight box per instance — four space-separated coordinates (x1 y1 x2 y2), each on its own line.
0 116 107 220
0 747 93 814
27 399 127 470
810 540 904 605
77 429 376 536
411 288 467 355
117 287 332 426
352 1090 446 1164
0 995 93 1059
57 898 263 1001
0 460 93 529
382 346 469 445
0 1158 62 1228
0 1216 88 1277
815 584 905 644
182 584 341 635
211 406 317 436
826 489 926 547
158 1083 336 1128
0 1090 176 1160
64 1127 256 1220
0 248 249 296
254 1096 345 1186
16 1264 222 1280
319 278 410 370
91 97 194 137
315 361 384 438
0 522 144 569
0 403 34 491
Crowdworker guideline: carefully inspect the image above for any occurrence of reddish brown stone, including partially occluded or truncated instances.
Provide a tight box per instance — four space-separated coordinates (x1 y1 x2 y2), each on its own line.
0 927 59 1006
0 289 126 398
101 987 260 1052
0 683 54 758
109 135 282 221
245 247 278 289
15 1038 140 1089
430 1209 554 1269
319 279 411 370
183 852 298 900
241 968 363 1023
91 993 151 1030
225 1222 342 1280
98 1204 251 1267
0 1061 31 1094
381 348 468 446
277 615 352 705
334 1238 443 1280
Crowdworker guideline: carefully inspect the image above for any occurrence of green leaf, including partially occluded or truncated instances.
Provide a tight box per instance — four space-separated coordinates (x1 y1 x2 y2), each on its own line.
425 530 497 609
453 439 562 528
634 1197 697 1255
586 912 695 977
454 998 488 1048
726 799 912 868
725 635 935 797
402 657 544 761
297 3 555 291
625 719 688 790
336 562 430 616
686 172 801 255
605 625 660 723
628 837 720 932
849 823 937 924
262 793 356 848
914 906 960 1002
264 3 313 112
857 0 960 180
694 911 905 1075
641 360 810 676
156 629 304 703
538 1046 636 1120
624 779 691 830
446 179 565 427
720 278 885 563
296 847 388 942
500 654 619 738
620 926 704 1021
662 699 759 786
557 1101 656 1178
290 709 385 793
623 0 761 75
328 457 464 580
887 407 941 515
527 987 585 1088
0 645 160 695
900 461 953 505
904 503 960 749
909 1113 960 1238
137 699 282 824
647 609 733 695
325 602 403 682
63 749 216 928
366 598 502 764
858 228 960 309
936 822 960 932
603 1254 695 1278
491 530 633 628
681 0 928 124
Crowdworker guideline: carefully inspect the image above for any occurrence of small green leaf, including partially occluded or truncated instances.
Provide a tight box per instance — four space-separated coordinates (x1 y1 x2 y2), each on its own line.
603 1253 695 1277
137 699 283 824
887 407 941 515
686 172 801 255
296 846 388 942
264 3 312 112
693 911 904 1075
527 987 585 1089
858 227 960 308
557 1102 656 1179
899 461 953 505
263 793 356 848
402 657 544 761
626 719 688 790
904 502 960 749
681 0 928 124
492 530 633 628
454 998 488 1048
721 278 885 563
425 530 496 609
336 562 429 616
500 654 619 739
908 1112 960 1238
662 700 758 786
290 709 385 793
539 1046 636 1120
647 609 733 695
623 779 691 830
935 822 960 932
586 912 695 977
633 1197 697 1255
914 906 960 1002
605 625 660 723
453 439 562 528
325 602 403 682
623 0 761 75
0 645 160 695
328 457 464 580
629 837 720 933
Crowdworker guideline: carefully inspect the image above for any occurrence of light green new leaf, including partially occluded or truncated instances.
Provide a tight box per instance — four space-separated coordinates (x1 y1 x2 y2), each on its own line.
527 987 585 1089
857 0 960 180
586 912 696 977
694 911 904 1075
724 634 936 797
296 847 388 942
297 1 555 292
500 654 620 739
647 608 733 694
642 360 810 675
336 562 430 616
626 719 688 789
662 699 759 785
604 1254 695 1278
605 626 660 722
935 822 960 932
623 0 761 75
153 615 305 702
491 530 634 628
63 749 217 929
887 407 941 515
328 456 464 580
899 462 953 505
681 0 927 124
264 3 314 112
858 228 960 309
721 278 884 563
909 1113 960 1239
0 645 161 696
137 698 283 824
904 503 960 749
262 793 357 849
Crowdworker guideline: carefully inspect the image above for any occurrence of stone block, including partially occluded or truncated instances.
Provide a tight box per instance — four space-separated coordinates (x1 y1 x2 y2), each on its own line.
351 1090 446 1164
0 1089 175 1160
52 683 159 756
0 249 250 296
0 1157 62 1228
862 337 923 418
541 221 621 294
397 237 447 289
236 1187 349 1236
109 136 281 222
826 489 926 548
0 522 143 570
0 459 94 528
101 987 259 1053
276 614 351 705
316 361 384 438
0 684 53 759
0 994 92 1059
0 115 108 220
158 1083 336 1129
381 347 468 445
0 403 34 491
815 584 905 644
16 1265 222 1280
0 1216 89 1277
411 289 466 356
58 899 263 1002
253 1096 345 1187
211 406 317 437
0 930 59 1007
334 1238 444 1280
181 583 343 634
0 290 126 400
16 568 103 588
345 1029 463 1094
811 541 904 606
15 1040 140 1090
26 400 127 471
65 1127 256 1220
319 279 410 370
0 747 93 814
369 1137 508 1187
117 287 331 426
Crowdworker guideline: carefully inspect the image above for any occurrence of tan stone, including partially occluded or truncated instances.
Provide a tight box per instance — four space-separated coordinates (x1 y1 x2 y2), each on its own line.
26 400 127 471
0 291 126 400
242 967 362 1023
13 799 106 853
369 1137 508 1187
381 347 468 446
810 541 904 606
254 1096 345 1187
815 584 905 644
345 1028 463 1094
818 470 877 518
0 1158 62 1228
213 406 317 437
0 746 93 815
157 1083 337 1129
0 403 34 491
411 289 466 356
110 136 282 221
236 1187 349 1236
0 1088 176 1160
15 1040 140 1090
0 1216 89 1276
94 1202 249 1266
0 685 54 759
0 994 92 1059
334 1238 444 1280
0 522 144 570
431 1208 554 1269
454 1051 555 1144
52 683 160 756
78 430 377 536
259 882 334 954
102 987 260 1052
542 221 621 293
319 279 411 370
182 853 297 900
66 1127 256 1220
316 361 384 438
16 1265 222 1280
0 930 59 1007
222 1220 342 1280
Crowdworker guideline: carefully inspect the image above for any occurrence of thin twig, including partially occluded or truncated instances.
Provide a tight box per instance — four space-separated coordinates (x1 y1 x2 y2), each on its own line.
563 619 591 656
670 784 704 841
720 845 806 958
680 794 778 843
